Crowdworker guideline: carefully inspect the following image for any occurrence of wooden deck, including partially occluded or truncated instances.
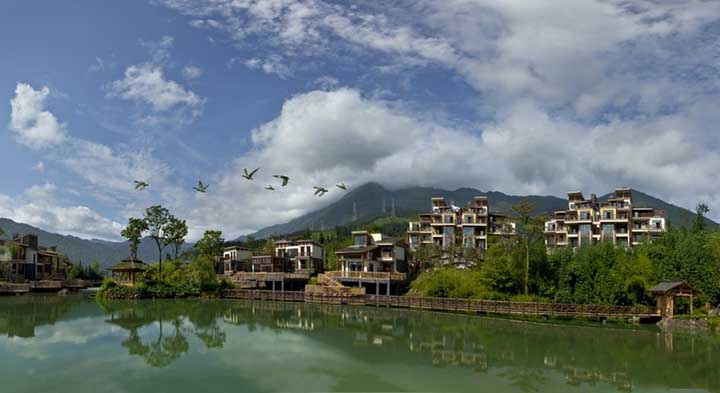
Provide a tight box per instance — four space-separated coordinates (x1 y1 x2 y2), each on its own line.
221 289 659 318
326 271 406 282
229 272 310 282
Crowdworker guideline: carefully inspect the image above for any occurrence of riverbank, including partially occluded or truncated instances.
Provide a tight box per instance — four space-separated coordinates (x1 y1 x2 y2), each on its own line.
658 316 720 334
221 289 661 323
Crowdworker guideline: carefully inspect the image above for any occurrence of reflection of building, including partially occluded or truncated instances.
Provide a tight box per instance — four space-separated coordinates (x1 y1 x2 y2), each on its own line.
545 189 666 250
275 240 324 274
407 197 516 251
0 234 67 280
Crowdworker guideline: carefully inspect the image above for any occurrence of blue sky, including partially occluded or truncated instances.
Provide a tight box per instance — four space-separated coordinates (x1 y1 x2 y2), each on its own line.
2 0 720 241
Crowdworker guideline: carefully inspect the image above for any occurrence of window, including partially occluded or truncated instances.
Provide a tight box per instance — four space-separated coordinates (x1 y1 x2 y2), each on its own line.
354 235 367 247
444 227 454 236
463 227 474 237
580 211 591 220
410 236 419 246
464 215 474 223
444 215 454 224
604 211 613 219
602 224 614 236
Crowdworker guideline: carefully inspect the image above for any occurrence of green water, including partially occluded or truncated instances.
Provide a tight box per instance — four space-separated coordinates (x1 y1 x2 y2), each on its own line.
0 295 717 393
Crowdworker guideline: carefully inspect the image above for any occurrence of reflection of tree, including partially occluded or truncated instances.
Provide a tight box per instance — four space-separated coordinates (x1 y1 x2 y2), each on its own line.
104 301 225 368
499 369 548 393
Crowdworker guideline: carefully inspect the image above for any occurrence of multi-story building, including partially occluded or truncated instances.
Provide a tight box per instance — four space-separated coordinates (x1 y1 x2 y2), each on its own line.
275 240 324 274
406 196 516 251
221 241 325 275
335 231 407 274
221 246 253 275
545 188 666 250
0 234 67 280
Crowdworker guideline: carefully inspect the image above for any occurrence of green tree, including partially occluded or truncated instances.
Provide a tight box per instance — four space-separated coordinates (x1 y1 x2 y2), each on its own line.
144 206 172 276
511 200 544 295
693 203 710 233
196 230 224 259
164 217 188 260
121 217 149 261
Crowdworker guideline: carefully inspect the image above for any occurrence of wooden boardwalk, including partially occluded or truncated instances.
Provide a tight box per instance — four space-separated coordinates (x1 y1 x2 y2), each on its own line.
222 289 659 318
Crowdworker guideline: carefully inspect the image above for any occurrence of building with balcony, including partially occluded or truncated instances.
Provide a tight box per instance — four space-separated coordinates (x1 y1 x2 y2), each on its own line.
406 196 516 251
221 246 253 275
0 234 67 280
275 239 324 274
545 188 666 250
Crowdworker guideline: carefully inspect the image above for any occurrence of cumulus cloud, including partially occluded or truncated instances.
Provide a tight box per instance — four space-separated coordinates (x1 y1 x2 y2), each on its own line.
8 83 66 149
180 88 720 238
0 184 124 241
110 63 205 112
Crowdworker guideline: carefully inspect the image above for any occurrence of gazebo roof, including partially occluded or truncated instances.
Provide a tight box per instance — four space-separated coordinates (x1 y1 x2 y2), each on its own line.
649 281 700 295
109 258 149 272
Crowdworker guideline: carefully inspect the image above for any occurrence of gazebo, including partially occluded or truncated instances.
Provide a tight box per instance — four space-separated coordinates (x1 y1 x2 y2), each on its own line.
650 281 700 318
109 258 149 287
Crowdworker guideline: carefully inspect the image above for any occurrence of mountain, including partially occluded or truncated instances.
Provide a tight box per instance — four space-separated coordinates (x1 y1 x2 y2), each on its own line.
245 183 568 239
245 183 717 239
0 218 179 269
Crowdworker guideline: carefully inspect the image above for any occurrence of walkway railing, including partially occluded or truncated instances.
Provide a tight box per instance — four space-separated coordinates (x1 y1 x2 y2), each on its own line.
229 272 310 282
221 289 658 318
325 271 406 281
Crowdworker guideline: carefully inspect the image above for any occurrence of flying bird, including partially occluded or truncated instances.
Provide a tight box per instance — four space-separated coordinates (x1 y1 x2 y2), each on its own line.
134 180 149 190
314 187 329 197
273 175 290 186
242 168 259 180
336 182 348 191
193 180 209 193
265 185 276 191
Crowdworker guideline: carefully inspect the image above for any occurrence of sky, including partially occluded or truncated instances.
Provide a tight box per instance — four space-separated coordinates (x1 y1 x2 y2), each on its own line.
1 0 720 241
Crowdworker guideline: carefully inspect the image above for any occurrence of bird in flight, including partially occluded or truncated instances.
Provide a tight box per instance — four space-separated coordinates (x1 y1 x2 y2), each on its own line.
193 181 209 193
273 175 289 186
242 168 259 180
265 185 276 191
314 187 329 197
336 182 348 191
134 180 149 190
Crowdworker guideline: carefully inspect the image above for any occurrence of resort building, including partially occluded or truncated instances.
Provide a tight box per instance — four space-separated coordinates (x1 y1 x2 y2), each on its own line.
335 231 407 274
406 196 517 251
544 188 666 250
275 240 324 274
323 231 408 295
0 234 67 280
221 246 253 275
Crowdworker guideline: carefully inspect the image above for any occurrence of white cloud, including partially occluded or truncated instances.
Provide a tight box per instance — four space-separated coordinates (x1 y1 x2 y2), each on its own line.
33 161 45 173
181 88 720 238
182 65 203 79
243 55 291 78
8 83 66 149
0 184 124 241
108 63 205 118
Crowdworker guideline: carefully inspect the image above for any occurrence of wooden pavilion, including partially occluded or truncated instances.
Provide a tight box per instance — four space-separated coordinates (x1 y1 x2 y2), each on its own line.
109 258 149 287
650 281 700 318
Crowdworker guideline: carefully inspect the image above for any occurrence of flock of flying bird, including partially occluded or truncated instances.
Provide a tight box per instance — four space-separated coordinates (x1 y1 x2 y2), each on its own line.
133 168 348 197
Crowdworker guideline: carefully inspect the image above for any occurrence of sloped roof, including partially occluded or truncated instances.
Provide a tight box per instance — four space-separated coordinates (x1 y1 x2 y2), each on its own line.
109 259 149 272
649 281 700 295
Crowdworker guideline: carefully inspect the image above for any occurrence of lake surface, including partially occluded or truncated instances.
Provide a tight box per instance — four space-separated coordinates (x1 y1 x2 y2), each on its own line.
0 295 717 393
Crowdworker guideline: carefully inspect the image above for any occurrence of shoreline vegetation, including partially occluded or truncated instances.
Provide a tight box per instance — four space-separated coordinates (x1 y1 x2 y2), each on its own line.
84 202 720 331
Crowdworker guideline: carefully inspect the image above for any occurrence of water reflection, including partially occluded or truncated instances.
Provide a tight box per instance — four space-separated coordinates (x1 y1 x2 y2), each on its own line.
0 296 717 392
100 300 226 367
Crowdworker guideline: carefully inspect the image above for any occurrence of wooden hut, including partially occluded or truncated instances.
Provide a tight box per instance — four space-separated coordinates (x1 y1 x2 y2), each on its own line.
650 281 700 318
109 259 149 287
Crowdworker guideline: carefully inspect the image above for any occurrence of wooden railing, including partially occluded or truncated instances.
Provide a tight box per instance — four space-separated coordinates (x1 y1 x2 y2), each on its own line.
30 280 63 290
230 272 310 282
221 290 658 318
304 285 365 296
325 271 406 281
